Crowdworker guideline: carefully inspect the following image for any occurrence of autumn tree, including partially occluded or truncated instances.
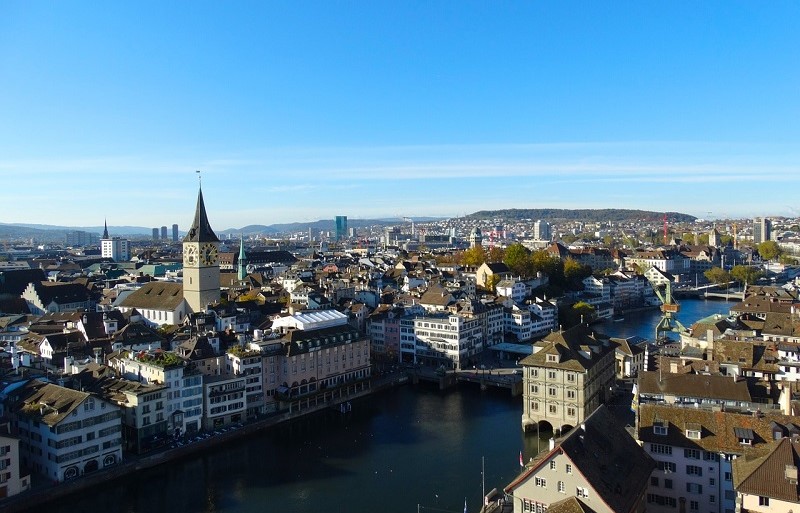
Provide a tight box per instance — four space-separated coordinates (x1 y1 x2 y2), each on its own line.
730 265 764 286
487 246 505 263
563 258 592 287
462 245 488 267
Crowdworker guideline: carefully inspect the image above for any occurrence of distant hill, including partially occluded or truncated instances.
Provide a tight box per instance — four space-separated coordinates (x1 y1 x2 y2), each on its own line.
465 209 696 223
219 217 441 236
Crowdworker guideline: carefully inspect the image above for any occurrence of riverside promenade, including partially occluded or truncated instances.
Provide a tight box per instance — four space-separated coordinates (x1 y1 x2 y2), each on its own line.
2 372 408 513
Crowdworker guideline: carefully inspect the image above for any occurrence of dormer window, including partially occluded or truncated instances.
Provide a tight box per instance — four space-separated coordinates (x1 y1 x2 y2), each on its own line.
653 420 668 436
685 423 702 440
735 427 755 446
547 354 558 363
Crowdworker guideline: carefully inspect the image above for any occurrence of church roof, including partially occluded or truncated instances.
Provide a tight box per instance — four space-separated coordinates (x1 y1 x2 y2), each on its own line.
183 187 219 243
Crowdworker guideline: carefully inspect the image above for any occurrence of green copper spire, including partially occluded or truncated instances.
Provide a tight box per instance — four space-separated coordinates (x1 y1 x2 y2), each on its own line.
237 235 248 280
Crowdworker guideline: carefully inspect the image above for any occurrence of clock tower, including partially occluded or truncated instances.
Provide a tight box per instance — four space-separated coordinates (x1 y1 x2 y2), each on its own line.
183 186 220 313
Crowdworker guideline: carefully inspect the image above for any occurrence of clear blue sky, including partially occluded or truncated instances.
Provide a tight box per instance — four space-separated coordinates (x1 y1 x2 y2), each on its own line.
1 1 798 230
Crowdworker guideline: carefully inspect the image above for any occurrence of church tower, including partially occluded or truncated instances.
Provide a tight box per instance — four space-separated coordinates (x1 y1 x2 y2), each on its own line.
183 186 220 313
237 235 248 281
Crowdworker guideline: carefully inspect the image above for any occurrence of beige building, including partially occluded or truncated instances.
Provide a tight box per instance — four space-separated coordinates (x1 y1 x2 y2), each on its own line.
520 324 617 433
505 405 654 513
733 437 800 513
0 422 31 499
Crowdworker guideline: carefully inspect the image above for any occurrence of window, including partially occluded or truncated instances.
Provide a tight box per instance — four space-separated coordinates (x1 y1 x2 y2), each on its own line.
654 423 668 436
549 461 556 470
664 479 673 489
567 373 575 382
759 497 770 506
686 483 703 494
684 448 700 459
531 385 539 394
567 390 576 399
558 481 565 493
576 487 589 498
535 477 547 487
709 477 715 486
549 405 557 414
566 464 572 474
650 476 659 487
657 461 676 473
651 444 673 455
724 472 732 482
709 495 716 504
548 371 556 379
686 428 701 439
686 465 703 476
548 387 557 396
689 500 699 511
567 407 576 417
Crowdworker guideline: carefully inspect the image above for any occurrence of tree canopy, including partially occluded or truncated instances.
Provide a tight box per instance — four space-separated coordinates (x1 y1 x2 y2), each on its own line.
757 240 782 261
730 265 764 286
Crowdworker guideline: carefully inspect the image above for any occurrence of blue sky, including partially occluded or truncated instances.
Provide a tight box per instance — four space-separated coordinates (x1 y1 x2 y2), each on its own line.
1 1 798 230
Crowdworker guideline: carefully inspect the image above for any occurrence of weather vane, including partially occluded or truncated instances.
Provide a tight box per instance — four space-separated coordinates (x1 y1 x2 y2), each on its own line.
196 169 201 187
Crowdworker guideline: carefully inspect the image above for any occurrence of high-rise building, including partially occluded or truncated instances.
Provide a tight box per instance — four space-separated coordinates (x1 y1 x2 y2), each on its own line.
65 230 99 247
160 226 168 240
753 217 772 244
469 227 482 248
172 224 179 242
182 186 220 313
152 228 159 240
534 220 551 241
100 219 131 261
335 216 348 241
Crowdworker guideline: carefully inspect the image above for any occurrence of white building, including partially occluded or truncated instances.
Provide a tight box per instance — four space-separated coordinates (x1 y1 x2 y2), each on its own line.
399 313 484 369
101 238 131 262
12 380 122 482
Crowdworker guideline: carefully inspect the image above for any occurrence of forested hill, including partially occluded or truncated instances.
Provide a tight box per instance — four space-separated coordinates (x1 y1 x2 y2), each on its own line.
466 209 696 223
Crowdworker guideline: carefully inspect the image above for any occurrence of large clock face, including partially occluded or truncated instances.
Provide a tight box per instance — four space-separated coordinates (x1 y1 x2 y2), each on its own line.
184 245 198 266
200 243 218 266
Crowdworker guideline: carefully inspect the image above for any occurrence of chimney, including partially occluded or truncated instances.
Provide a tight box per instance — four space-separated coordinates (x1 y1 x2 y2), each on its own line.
549 437 556 451
779 382 793 416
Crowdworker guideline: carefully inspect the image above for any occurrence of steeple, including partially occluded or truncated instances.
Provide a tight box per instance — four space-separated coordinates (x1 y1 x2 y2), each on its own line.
183 187 219 243
102 219 109 239
237 235 248 281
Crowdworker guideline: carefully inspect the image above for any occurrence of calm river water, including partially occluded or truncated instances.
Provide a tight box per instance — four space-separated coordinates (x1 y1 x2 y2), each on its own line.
42 299 734 513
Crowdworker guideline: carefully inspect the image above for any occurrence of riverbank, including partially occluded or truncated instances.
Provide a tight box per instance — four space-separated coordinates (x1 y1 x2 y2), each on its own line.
3 372 409 513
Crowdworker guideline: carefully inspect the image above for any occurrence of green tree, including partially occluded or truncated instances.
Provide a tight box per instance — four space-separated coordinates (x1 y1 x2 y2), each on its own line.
704 267 731 287
682 233 695 245
503 243 533 277
730 265 764 286
757 240 782 261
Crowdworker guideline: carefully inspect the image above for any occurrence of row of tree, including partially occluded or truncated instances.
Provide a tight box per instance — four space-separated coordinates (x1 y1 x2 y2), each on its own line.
704 265 765 288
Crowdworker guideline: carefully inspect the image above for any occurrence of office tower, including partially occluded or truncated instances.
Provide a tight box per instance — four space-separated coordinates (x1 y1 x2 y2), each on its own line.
335 216 348 241
172 224 179 242
152 228 159 240
753 217 772 244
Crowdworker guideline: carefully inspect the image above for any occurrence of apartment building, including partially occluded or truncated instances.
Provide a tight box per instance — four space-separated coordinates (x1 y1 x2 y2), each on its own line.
399 313 484 369
11 380 122 482
0 422 31 498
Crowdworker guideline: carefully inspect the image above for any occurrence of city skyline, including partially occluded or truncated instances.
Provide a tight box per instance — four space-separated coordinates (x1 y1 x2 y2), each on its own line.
1 2 798 228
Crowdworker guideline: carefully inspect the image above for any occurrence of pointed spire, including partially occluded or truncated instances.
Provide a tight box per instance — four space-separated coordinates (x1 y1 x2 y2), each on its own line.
237 235 248 280
183 186 219 243
102 219 109 239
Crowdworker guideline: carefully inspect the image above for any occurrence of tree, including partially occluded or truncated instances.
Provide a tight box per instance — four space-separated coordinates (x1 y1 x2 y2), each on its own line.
704 267 731 287
485 274 501 293
731 265 764 286
564 258 592 286
462 245 488 267
504 243 533 277
487 246 505 263
757 240 782 261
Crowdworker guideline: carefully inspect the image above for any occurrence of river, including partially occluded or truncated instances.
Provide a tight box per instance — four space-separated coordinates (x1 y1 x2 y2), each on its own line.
39 299 734 513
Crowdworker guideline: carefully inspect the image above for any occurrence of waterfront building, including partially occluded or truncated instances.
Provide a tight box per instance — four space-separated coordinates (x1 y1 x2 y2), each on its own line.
613 336 646 378
226 346 264 419
520 324 617 434
733 437 800 513
624 249 691 276
0 421 31 498
182 186 221 313
527 298 559 339
269 310 371 412
202 374 247 430
504 305 533 342
399 311 484 369
505 405 654 513
753 217 772 244
637 400 798 513
108 351 204 436
10 380 122 482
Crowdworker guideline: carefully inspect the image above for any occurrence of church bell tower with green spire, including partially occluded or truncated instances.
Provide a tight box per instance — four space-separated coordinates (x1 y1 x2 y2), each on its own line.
237 236 248 281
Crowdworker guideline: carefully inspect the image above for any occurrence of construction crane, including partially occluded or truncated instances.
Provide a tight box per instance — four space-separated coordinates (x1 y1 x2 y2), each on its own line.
648 276 688 343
